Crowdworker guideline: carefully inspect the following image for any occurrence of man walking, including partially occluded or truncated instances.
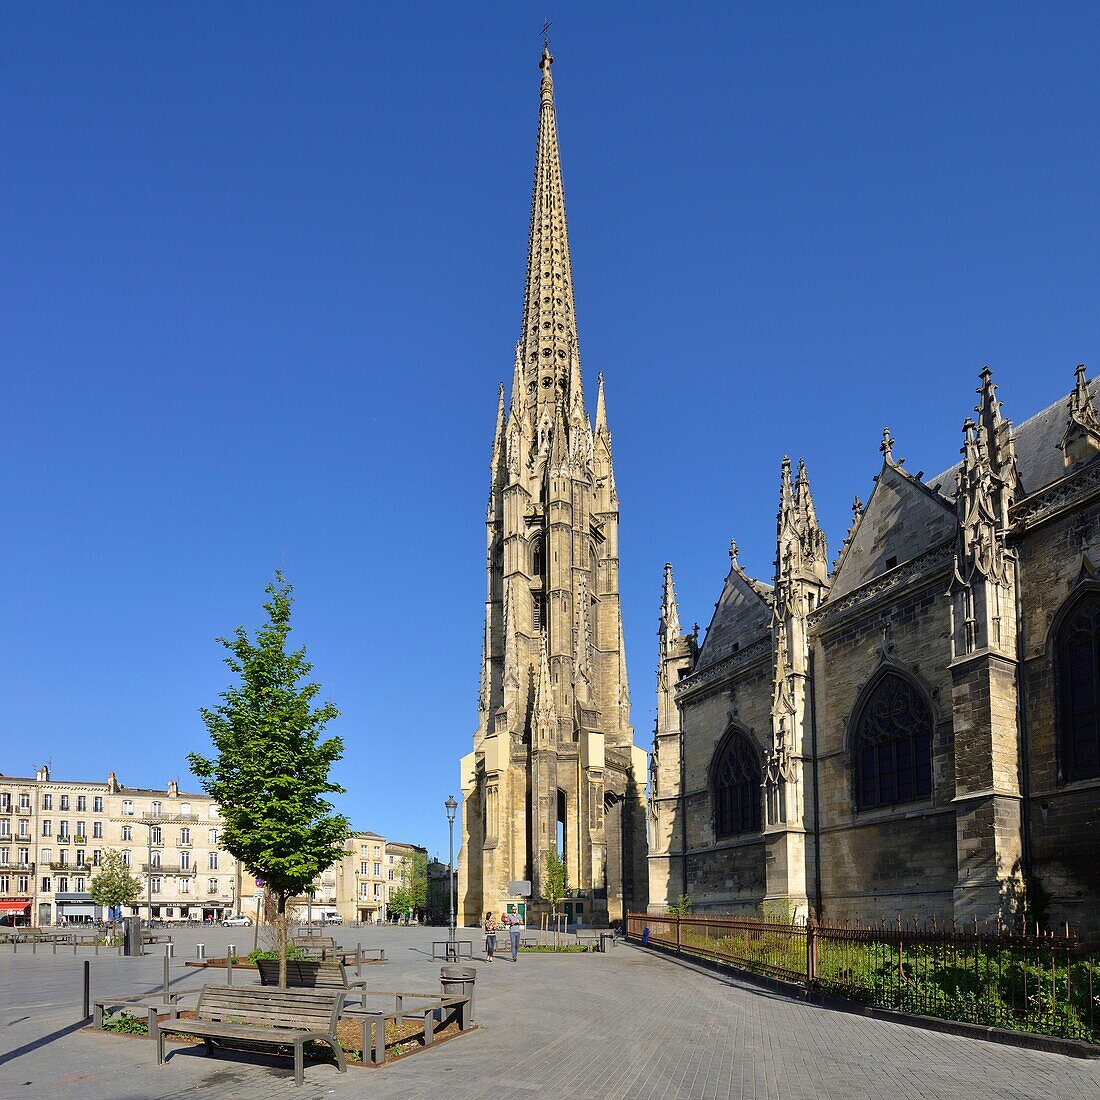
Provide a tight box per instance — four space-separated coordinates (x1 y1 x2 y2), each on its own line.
507 908 523 962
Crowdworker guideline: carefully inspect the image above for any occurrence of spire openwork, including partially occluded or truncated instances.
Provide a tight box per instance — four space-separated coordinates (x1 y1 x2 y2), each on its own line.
519 45 581 417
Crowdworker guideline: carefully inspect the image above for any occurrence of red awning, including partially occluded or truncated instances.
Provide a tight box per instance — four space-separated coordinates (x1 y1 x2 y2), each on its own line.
0 900 30 912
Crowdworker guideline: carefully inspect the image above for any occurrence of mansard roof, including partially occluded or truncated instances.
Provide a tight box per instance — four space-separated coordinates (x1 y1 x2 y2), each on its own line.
696 562 772 670
927 374 1100 501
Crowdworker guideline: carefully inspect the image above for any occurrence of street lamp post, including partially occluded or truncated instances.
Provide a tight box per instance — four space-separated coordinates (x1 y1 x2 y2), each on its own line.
445 795 457 960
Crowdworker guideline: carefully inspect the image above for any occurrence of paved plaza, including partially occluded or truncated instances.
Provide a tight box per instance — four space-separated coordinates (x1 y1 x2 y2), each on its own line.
0 925 1097 1099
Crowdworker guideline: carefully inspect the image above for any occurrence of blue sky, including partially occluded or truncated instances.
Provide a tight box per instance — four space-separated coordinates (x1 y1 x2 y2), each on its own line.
2 3 1099 861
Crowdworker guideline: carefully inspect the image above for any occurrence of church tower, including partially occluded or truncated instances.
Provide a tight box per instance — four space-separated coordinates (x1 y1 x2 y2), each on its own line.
458 46 648 928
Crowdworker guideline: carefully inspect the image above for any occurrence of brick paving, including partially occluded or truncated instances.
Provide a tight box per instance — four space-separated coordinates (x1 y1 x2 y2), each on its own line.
1 925 1098 1099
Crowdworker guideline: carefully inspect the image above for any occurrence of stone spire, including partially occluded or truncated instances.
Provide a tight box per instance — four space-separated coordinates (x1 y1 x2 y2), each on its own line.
534 631 555 743
488 382 507 515
659 562 682 659
519 44 581 423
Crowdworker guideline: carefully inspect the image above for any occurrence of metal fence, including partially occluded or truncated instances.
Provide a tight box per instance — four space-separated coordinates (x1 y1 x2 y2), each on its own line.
626 912 1098 1044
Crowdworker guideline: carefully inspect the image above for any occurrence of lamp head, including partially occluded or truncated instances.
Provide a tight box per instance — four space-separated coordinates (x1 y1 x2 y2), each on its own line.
445 795 458 823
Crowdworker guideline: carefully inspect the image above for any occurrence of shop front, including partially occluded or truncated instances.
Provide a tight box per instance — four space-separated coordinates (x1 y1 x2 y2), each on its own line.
0 898 31 926
56 892 99 924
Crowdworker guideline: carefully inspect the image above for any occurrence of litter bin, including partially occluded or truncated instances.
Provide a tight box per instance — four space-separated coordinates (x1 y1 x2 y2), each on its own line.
440 965 477 1022
599 931 615 953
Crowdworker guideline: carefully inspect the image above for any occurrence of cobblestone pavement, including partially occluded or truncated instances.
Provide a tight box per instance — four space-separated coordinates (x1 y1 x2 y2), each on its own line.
1 925 1098 1099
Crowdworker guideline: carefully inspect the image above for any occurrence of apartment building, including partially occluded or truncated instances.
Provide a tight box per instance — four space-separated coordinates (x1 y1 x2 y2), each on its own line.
0 766 257 925
385 840 428 921
287 831 388 924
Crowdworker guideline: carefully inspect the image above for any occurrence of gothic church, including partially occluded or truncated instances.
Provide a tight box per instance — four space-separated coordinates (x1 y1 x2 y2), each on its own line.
650 367 1100 933
457 47 648 927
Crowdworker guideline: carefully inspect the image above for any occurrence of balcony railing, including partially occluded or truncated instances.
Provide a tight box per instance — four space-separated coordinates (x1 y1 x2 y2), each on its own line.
15 806 31 815
141 863 195 875
73 835 86 844
49 861 90 871
0 861 34 872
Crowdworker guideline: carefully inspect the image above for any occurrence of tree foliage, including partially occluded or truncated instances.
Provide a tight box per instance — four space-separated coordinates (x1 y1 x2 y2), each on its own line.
542 848 567 917
89 850 144 912
189 573 349 987
388 851 428 922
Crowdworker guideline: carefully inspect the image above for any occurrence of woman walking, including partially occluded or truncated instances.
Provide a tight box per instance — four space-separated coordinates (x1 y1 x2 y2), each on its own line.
483 911 498 962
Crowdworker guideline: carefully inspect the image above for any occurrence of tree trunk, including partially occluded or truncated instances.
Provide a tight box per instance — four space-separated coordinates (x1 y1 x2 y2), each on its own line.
277 893 288 990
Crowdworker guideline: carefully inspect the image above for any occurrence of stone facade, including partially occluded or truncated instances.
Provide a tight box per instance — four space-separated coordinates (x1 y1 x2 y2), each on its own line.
650 366 1100 934
0 767 255 925
458 47 648 928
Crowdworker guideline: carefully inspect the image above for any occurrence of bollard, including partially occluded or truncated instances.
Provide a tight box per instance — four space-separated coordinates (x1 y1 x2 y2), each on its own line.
165 942 174 959
82 960 90 1020
357 943 362 976
163 955 169 999
227 949 234 986
196 943 205 960
53 940 57 955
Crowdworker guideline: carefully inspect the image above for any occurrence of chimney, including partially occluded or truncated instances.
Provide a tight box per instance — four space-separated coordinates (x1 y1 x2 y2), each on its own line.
107 771 119 794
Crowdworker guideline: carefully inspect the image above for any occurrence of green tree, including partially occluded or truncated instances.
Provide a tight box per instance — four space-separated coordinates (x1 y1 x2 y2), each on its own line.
666 893 692 918
89 851 144 915
189 573 349 988
388 885 413 923
400 851 429 919
542 848 567 919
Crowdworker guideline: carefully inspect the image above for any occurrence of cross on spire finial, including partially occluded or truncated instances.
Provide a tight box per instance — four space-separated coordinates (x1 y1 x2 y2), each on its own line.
541 20 552 48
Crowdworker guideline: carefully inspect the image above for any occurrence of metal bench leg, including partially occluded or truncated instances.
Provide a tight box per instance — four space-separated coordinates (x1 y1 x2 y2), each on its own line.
156 1025 165 1066
294 1037 304 1087
422 1009 433 1046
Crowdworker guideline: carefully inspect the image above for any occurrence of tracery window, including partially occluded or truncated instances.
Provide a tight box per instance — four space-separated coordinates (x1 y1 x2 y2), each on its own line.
853 673 933 810
713 731 761 837
1055 589 1100 782
531 536 544 580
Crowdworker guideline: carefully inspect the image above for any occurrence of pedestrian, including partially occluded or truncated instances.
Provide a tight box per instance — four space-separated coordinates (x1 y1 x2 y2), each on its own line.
507 910 523 962
483 910 497 962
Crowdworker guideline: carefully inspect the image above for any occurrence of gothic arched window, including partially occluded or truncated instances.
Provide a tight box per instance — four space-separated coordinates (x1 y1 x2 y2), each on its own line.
853 672 933 811
1055 589 1100 782
531 536 544 579
712 730 761 838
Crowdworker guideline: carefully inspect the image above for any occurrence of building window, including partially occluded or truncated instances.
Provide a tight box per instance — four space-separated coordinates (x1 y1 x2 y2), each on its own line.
40 848 52 865
180 827 190 845
180 877 190 894
853 672 934 811
121 851 131 868
1055 588 1100 782
60 795 69 811
374 862 381 877
121 826 132 842
0 820 8 837
151 877 162 894
41 877 51 892
93 796 103 813
93 821 102 839
122 799 133 816
92 850 101 866
208 852 218 871
0 793 10 812
208 829 218 845
180 851 190 871
0 876 7 893
180 802 191 816
58 821 69 840
18 848 29 866
208 878 219 894
151 800 162 817
712 730 762 837
42 821 51 837
531 535 544 578
150 851 161 868
150 826 162 846
17 876 28 893
43 794 52 811
19 794 30 811
57 877 68 893
77 796 86 812
75 877 85 892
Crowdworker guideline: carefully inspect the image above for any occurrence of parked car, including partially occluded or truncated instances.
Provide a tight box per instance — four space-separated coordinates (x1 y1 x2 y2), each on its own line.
221 914 252 927
321 913 343 925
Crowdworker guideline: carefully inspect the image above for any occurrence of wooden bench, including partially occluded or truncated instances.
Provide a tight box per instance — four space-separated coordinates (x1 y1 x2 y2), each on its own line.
575 931 599 950
152 983 346 1088
142 933 172 945
290 934 342 960
256 958 369 1006
345 990 472 1064
431 939 473 960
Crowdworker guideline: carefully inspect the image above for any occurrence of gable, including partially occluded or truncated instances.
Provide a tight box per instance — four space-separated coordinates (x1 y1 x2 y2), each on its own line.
829 464 955 600
697 567 772 669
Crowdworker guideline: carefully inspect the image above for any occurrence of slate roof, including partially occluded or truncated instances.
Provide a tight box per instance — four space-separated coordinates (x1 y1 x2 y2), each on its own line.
926 376 1097 501
696 566 772 670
